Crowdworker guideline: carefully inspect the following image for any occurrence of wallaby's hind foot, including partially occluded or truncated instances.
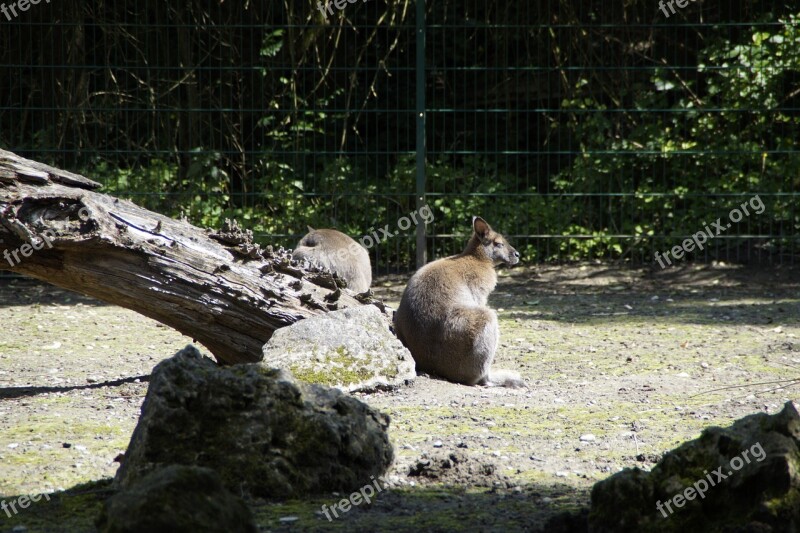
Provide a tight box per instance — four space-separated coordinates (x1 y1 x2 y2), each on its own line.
479 369 527 388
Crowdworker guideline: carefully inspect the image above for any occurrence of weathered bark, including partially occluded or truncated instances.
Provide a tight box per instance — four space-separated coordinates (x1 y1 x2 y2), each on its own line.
0 149 381 364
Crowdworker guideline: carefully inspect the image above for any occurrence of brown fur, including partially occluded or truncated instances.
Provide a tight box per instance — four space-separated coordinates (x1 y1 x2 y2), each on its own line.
292 227 372 293
394 217 525 387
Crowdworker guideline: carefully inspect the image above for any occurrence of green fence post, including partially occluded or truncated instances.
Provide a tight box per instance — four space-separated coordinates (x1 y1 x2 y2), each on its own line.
415 0 426 269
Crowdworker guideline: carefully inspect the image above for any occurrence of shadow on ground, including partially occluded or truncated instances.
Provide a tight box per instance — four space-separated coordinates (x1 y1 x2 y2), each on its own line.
0 478 589 533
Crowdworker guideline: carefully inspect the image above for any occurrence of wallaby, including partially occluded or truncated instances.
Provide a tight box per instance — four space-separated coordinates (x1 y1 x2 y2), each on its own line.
394 216 525 388
292 227 372 293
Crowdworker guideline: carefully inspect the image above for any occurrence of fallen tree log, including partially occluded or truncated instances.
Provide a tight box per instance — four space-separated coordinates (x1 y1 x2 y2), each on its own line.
0 149 381 364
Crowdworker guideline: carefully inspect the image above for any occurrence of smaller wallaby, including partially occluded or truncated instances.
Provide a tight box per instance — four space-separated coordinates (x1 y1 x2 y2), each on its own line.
394 216 525 388
292 227 372 293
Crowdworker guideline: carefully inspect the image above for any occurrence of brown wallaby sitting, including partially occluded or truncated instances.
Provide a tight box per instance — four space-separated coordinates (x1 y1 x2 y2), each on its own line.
394 216 525 388
292 227 372 293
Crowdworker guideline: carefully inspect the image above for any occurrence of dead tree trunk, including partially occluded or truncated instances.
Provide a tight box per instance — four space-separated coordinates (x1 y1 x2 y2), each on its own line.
0 149 381 364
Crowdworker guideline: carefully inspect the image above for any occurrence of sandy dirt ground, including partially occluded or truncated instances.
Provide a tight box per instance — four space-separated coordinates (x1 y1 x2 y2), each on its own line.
0 263 798 532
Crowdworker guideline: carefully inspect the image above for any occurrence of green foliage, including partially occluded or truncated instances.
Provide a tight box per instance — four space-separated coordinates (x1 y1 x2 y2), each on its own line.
88 158 178 214
550 13 800 261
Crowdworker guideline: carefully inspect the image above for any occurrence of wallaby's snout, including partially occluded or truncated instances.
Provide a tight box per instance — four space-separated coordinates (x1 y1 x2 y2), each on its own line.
498 242 520 266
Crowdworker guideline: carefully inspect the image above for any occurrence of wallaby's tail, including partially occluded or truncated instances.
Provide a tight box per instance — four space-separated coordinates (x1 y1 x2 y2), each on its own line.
482 369 527 388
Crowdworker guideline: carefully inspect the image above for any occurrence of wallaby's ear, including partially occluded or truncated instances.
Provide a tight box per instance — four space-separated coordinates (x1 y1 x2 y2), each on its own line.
307 225 315 233
472 216 491 238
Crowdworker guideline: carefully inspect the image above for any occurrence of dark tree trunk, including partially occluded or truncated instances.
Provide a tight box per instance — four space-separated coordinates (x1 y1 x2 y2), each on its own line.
0 149 380 364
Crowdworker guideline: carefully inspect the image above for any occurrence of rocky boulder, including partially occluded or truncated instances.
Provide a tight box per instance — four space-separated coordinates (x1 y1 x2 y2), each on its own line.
590 401 800 532
261 305 415 392
113 345 394 498
98 465 256 533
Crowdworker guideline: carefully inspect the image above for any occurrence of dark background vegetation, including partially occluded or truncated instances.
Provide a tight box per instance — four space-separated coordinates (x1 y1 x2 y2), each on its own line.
1 0 798 271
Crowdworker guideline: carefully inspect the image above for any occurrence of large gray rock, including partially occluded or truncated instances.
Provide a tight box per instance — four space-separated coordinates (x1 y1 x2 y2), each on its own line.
261 305 415 392
114 345 394 498
590 401 800 532
98 465 257 533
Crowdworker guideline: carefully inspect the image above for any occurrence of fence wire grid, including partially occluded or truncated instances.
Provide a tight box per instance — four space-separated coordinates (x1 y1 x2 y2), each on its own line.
1 1 798 274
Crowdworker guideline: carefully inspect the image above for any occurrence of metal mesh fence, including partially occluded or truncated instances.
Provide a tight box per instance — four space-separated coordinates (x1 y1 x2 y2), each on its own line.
1 1 798 275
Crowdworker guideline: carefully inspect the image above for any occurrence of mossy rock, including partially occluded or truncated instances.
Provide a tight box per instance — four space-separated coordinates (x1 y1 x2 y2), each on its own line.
590 401 800 532
113 345 394 499
261 305 415 392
